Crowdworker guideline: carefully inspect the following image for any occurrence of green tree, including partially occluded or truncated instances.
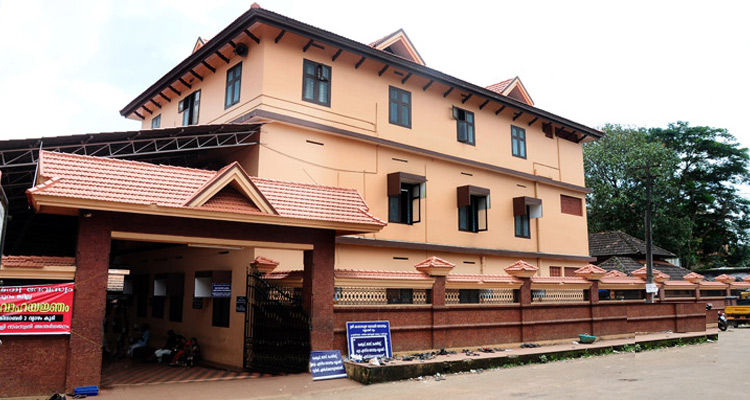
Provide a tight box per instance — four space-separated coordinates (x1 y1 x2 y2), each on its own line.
584 124 688 261
584 122 750 269
649 122 750 269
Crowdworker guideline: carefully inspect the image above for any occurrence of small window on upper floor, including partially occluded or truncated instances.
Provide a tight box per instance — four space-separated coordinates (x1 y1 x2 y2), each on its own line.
302 59 331 107
564 267 578 277
389 86 411 128
225 62 242 109
387 172 426 225
511 125 527 158
549 266 562 277
453 107 475 145
151 114 161 129
179 90 201 126
457 185 490 233
513 196 542 239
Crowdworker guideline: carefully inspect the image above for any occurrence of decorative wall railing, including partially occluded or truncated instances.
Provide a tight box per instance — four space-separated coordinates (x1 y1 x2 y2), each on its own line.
445 288 517 305
333 287 430 306
531 289 585 303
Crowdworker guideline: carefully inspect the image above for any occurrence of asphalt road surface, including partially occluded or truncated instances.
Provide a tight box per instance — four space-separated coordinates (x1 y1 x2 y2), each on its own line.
291 328 745 400
100 328 745 400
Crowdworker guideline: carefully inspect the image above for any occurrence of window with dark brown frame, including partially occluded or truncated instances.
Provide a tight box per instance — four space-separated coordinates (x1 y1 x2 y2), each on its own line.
389 86 411 128
549 266 562 277
453 106 475 145
179 90 201 126
302 59 331 106
387 172 425 225
151 114 161 129
511 125 526 158
513 196 542 239
564 267 577 277
560 195 583 216
225 62 242 108
457 185 489 232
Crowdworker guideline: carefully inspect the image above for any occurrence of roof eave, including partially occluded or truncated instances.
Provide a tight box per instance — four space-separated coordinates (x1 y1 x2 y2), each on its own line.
120 8 602 140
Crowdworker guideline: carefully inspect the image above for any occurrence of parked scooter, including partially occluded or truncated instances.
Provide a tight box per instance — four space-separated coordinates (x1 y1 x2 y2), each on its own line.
718 310 728 331
707 303 728 331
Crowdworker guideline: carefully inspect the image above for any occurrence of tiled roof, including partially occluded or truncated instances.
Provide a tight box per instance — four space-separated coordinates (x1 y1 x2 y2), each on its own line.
414 256 455 269
251 256 279 266
714 274 737 284
531 276 590 285
1 255 76 268
334 269 430 281
575 264 607 274
603 270 627 278
598 256 691 280
662 280 696 287
504 260 538 272
589 231 676 258
631 266 670 281
699 281 727 288
447 274 521 284
485 79 513 94
683 272 705 281
28 151 385 229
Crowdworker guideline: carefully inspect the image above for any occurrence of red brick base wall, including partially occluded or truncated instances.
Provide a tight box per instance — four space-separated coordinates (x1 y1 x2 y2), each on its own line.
333 302 707 354
0 335 69 397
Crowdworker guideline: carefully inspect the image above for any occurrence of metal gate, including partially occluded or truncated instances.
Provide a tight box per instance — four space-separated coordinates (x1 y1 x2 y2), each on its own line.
244 271 310 373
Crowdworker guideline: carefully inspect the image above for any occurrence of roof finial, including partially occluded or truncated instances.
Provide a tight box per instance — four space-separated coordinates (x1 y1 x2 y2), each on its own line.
250 2 261 9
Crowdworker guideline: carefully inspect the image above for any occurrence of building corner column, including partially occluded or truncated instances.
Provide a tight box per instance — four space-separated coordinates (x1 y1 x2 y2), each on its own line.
303 230 336 351
66 211 112 392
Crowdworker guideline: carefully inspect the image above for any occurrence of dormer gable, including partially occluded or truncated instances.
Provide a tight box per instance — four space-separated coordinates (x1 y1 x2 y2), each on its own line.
185 162 276 215
486 76 534 106
370 29 425 66
192 37 207 54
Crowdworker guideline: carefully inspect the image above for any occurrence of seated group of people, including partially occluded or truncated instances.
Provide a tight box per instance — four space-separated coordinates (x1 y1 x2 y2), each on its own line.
127 325 201 367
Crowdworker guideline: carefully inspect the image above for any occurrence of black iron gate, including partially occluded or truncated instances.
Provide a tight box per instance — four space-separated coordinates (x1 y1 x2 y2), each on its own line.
244 271 310 373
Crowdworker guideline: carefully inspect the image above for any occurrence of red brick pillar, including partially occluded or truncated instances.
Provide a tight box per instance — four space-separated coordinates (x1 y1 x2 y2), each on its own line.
66 211 112 392
694 286 701 302
588 281 600 305
658 285 665 302
303 230 335 351
430 276 447 349
519 278 532 306
431 276 446 306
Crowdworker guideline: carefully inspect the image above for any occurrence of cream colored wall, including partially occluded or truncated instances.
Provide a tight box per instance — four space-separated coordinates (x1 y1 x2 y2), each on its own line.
140 36 264 130
117 246 254 367
256 123 589 257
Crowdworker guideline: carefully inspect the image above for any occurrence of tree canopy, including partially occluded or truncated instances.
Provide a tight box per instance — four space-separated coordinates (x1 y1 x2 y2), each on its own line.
584 122 750 269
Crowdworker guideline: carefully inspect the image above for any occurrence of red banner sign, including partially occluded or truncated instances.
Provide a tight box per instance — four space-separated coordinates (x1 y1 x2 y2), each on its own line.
0 283 74 335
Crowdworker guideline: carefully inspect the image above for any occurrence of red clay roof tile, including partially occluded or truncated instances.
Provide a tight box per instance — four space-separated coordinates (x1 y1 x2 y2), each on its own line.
1 255 76 268
28 151 385 229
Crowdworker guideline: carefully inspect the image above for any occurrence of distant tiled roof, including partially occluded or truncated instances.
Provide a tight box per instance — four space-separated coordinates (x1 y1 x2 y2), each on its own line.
589 231 676 258
598 256 694 282
1 255 76 268
575 264 606 275
28 151 385 229
485 79 513 94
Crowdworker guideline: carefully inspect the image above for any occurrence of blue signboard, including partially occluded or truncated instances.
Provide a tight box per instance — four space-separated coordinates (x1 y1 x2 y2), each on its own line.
345 321 392 359
211 283 231 298
309 350 347 381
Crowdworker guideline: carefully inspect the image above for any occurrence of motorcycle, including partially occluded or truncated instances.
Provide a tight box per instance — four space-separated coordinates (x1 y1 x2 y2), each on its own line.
718 310 728 331
708 303 728 331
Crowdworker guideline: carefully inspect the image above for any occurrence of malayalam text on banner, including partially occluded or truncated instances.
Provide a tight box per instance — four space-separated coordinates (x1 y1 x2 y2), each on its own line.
0 283 74 335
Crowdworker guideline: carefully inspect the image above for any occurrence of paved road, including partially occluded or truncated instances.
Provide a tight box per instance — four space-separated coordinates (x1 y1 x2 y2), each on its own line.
100 328 746 400
287 328 745 400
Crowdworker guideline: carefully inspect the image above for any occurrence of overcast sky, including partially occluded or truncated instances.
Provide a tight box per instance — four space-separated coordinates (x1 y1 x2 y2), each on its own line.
0 1 748 155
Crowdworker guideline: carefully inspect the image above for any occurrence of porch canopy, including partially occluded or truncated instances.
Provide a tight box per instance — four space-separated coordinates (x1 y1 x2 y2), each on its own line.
25 150 384 391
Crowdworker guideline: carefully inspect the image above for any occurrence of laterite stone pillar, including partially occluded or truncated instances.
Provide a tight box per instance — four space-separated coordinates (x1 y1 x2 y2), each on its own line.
303 230 336 351
66 211 112 391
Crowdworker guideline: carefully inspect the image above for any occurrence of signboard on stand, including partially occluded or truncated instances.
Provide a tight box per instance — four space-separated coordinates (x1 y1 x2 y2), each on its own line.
0 283 75 335
309 350 347 380
345 321 392 359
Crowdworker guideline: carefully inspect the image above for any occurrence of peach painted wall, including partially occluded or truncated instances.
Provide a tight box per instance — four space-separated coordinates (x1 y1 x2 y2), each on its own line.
116 246 255 367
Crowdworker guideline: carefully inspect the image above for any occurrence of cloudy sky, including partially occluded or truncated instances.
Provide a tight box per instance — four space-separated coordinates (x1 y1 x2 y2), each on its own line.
0 0 748 152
